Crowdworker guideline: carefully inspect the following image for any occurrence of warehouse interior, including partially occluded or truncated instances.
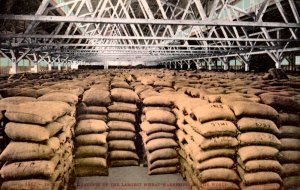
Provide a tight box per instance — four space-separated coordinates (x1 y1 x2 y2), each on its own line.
0 0 300 190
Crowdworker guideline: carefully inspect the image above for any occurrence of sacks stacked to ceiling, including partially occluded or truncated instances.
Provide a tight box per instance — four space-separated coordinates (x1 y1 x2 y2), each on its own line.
108 79 140 167
0 101 74 190
75 81 111 176
175 101 240 190
140 94 179 175
229 101 282 190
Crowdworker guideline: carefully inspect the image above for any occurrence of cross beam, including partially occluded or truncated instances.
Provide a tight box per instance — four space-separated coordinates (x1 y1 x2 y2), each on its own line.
1 34 297 42
0 15 300 28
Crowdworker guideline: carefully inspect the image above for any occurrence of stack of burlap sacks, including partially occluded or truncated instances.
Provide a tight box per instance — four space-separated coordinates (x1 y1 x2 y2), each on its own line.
75 81 111 176
108 79 140 167
0 97 39 180
259 93 300 189
0 100 75 190
140 94 179 175
228 101 282 190
77 81 111 122
278 113 300 189
37 91 79 188
174 100 240 190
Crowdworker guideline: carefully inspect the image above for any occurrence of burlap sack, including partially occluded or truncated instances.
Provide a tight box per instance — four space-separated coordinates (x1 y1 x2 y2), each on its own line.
283 176 300 189
148 158 179 170
38 92 78 106
148 148 178 164
282 164 300 177
1 179 55 190
238 132 281 148
280 138 300 150
191 103 236 123
77 103 108 115
145 138 178 152
145 110 176 125
0 96 36 111
107 121 135 132
280 125 300 138
5 101 71 124
75 145 107 158
238 146 279 162
108 112 136 123
82 89 111 106
143 96 172 107
278 150 300 163
110 160 139 167
141 121 176 135
109 150 139 160
108 102 137 113
108 140 136 151
141 132 175 144
229 101 278 120
77 114 108 122
75 157 107 168
241 171 282 186
108 131 135 140
192 120 238 138
238 158 282 173
237 117 279 134
0 141 56 161
148 166 177 175
201 136 239 150
198 168 240 183
75 133 107 145
111 88 139 103
194 157 234 171
1 160 56 179
75 120 108 135
5 122 50 142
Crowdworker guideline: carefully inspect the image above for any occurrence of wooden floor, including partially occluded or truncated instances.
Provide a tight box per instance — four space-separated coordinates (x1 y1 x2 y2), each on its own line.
75 166 189 190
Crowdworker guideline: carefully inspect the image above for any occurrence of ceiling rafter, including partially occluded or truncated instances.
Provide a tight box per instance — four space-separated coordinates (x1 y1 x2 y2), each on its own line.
0 0 299 63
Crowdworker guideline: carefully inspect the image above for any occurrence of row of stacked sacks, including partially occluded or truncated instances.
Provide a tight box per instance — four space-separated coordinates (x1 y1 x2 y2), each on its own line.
259 91 300 189
214 94 283 190
0 72 86 100
108 78 140 167
0 76 88 188
141 95 179 175
230 101 282 190
132 75 180 175
75 79 111 176
37 90 79 189
278 113 300 190
174 98 240 190
206 83 300 190
0 100 76 190
173 92 288 190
